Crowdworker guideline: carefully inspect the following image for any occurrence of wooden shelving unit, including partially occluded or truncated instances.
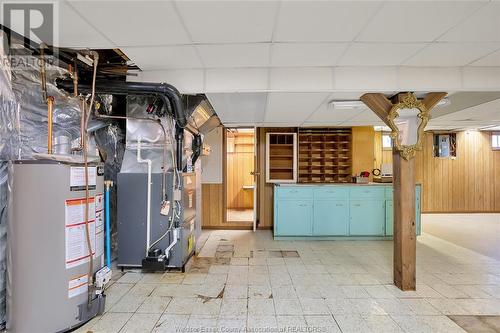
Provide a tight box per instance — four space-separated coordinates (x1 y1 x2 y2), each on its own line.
266 133 297 183
298 128 352 183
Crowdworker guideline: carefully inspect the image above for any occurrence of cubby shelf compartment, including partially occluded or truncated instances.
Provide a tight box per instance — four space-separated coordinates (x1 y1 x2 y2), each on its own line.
298 128 352 183
266 133 297 183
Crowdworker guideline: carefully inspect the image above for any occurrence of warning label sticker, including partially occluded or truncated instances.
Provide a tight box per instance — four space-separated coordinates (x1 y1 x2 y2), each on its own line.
95 210 104 258
68 274 88 298
65 197 96 269
70 167 97 191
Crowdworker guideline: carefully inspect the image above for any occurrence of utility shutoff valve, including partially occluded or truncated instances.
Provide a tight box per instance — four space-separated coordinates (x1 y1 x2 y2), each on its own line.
94 266 112 295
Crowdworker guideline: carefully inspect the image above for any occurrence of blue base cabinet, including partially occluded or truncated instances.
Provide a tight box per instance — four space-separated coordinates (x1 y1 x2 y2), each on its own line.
350 200 385 236
275 200 313 236
274 184 421 238
313 200 349 236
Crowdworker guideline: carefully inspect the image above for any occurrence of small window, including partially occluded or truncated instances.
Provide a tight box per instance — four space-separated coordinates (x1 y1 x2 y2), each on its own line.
382 133 392 149
492 132 500 150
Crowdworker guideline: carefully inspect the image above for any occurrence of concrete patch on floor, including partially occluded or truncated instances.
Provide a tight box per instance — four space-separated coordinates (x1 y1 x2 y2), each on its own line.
449 315 500 332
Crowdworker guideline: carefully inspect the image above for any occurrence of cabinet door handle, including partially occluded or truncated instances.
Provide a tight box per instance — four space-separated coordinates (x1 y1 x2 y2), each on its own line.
298 203 308 207
352 203 361 207
336 204 343 207
290 190 298 193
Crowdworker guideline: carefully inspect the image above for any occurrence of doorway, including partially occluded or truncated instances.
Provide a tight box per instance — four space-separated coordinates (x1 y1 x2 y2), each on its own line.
225 128 257 228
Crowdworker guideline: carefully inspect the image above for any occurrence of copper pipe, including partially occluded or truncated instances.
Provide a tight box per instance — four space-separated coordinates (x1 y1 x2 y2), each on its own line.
39 44 47 102
47 96 54 154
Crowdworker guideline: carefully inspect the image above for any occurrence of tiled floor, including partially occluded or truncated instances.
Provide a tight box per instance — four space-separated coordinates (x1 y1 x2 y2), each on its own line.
423 213 500 260
77 227 500 333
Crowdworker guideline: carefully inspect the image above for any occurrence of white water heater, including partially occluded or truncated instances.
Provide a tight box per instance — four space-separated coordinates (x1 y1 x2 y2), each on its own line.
7 161 106 333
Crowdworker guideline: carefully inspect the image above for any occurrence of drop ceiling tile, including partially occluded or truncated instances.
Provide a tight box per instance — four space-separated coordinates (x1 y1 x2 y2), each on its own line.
469 48 500 66
68 1 190 46
269 68 333 91
176 1 279 43
404 43 500 66
207 92 267 123
53 2 114 48
306 105 364 123
264 92 329 123
197 44 270 68
270 43 348 67
121 46 201 70
275 2 381 42
357 1 483 42
133 69 204 94
439 2 500 42
343 110 385 126
338 43 424 66
205 68 268 92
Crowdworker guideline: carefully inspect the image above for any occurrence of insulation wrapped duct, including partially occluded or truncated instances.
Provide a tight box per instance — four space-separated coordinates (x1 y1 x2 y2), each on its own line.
0 162 7 329
6 56 82 160
0 32 17 329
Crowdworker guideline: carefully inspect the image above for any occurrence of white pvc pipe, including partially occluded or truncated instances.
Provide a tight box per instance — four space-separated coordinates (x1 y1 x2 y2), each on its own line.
137 137 152 257
165 228 179 259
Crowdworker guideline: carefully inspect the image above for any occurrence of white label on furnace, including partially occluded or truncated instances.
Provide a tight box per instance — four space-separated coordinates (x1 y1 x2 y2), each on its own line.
70 167 97 190
68 274 88 298
65 198 96 269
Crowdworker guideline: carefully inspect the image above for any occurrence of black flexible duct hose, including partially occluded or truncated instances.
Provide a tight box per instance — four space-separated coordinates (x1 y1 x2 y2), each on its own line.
191 134 203 165
175 125 184 172
56 79 187 129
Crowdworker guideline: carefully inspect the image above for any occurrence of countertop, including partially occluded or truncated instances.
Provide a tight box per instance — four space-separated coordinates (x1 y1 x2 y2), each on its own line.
276 182 389 186
276 182 422 187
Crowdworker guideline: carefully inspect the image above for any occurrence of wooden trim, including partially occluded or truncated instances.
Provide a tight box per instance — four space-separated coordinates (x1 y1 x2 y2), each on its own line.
422 210 500 214
360 93 393 127
203 225 253 230
222 128 228 225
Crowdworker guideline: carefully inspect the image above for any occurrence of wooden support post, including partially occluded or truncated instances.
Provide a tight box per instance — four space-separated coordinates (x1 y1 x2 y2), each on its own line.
361 92 446 292
393 151 416 290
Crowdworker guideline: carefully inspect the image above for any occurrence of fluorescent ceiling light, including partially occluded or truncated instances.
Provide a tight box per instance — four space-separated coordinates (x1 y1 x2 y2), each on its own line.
436 98 451 107
329 100 366 110
373 126 392 132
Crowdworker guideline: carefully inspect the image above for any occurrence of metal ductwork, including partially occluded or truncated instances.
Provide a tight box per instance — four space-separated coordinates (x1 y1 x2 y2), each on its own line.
56 79 188 170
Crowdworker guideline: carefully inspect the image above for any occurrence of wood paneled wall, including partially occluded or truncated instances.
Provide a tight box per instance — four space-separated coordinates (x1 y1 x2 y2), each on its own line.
202 184 224 228
374 131 393 170
374 130 500 213
226 133 254 209
204 127 500 230
352 126 375 181
415 131 500 213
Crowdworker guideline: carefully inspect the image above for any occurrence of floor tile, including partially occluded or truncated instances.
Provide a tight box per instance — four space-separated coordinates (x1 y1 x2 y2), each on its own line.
89 312 132 333
249 298 276 316
120 313 161 333
137 296 172 314
275 298 302 316
152 314 189 333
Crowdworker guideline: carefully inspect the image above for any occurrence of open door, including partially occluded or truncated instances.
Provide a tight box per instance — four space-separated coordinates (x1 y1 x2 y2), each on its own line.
225 128 256 228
